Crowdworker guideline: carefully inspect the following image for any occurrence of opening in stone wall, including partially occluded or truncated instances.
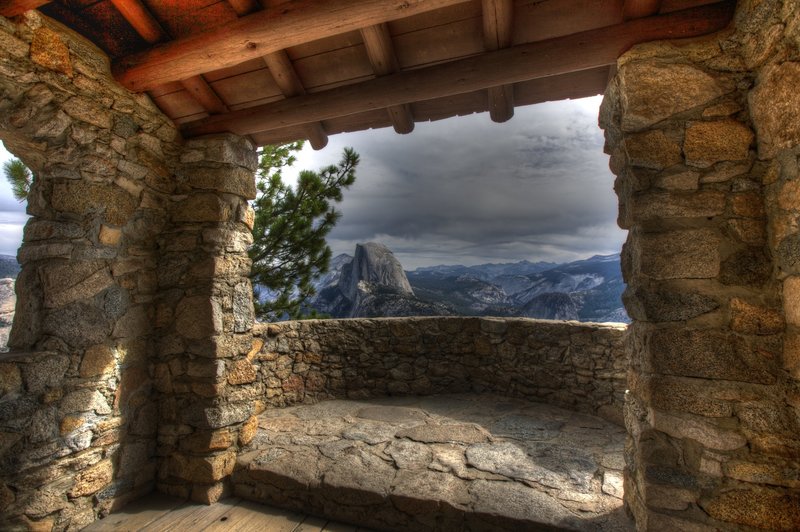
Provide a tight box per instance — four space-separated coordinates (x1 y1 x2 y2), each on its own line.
254 96 629 325
0 141 28 351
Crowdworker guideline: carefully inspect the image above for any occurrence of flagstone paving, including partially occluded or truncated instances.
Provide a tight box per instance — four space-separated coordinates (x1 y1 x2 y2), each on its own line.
234 394 633 531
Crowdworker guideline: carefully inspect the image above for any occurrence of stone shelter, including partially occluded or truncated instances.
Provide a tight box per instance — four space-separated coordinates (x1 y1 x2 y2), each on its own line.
0 0 798 530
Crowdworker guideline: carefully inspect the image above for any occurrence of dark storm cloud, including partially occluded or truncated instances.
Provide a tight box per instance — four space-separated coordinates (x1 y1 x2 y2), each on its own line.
290 96 625 269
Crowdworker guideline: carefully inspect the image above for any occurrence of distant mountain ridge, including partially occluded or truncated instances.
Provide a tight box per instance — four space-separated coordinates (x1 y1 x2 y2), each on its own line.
310 244 628 323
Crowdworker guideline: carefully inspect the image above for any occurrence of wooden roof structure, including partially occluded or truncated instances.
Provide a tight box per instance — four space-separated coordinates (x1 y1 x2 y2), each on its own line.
1 0 735 149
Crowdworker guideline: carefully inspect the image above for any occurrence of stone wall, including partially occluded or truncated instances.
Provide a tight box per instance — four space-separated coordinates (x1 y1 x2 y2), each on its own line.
601 0 800 529
0 13 258 530
253 318 628 423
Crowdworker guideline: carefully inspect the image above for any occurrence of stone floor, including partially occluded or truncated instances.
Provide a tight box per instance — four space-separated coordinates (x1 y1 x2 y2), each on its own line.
234 394 633 531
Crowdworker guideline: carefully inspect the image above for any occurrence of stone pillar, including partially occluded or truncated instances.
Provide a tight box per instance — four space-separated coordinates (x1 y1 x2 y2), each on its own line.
154 134 261 504
0 12 179 530
601 2 800 530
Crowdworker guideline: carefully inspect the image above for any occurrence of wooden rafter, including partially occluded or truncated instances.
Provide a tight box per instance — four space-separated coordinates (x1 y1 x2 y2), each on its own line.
482 0 514 123
262 50 328 150
109 0 229 116
623 0 663 19
181 2 733 139
360 23 414 134
109 0 165 43
0 0 47 16
227 0 261 16
113 0 473 92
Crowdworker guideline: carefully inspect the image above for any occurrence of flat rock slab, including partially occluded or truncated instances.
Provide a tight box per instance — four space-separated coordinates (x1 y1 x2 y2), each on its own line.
234 394 632 531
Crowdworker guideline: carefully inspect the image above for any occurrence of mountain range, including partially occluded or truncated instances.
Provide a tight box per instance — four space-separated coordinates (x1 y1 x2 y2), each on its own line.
310 243 629 323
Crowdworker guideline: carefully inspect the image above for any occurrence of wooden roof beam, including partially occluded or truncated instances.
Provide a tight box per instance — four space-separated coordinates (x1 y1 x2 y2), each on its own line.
109 0 229 116
623 0 663 19
113 0 473 92
360 23 414 134
262 50 328 150
482 0 514 123
227 0 261 16
181 2 734 138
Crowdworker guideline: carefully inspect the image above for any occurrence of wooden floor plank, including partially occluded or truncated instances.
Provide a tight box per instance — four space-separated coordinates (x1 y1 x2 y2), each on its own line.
202 499 306 532
146 497 242 531
82 495 185 531
293 515 328 532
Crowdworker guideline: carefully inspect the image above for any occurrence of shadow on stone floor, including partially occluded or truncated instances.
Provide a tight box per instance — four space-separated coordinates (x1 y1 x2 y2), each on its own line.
233 394 632 531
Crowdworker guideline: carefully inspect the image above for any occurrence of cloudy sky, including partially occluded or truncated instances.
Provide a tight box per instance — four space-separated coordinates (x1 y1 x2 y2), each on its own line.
0 95 626 269
286 95 625 269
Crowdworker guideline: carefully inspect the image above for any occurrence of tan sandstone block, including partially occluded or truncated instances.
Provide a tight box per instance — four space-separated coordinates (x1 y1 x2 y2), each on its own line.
777 180 800 211
59 415 84 435
619 62 726 132
750 62 800 158
239 415 258 446
684 120 753 168
177 451 236 484
702 487 800 530
30 27 72 77
624 130 682 169
99 225 122 246
783 277 800 326
783 330 800 379
80 344 116 377
69 459 113 497
729 298 784 335
227 359 257 385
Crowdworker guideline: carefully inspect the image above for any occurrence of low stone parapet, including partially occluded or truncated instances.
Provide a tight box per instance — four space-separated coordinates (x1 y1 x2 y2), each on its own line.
252 317 628 424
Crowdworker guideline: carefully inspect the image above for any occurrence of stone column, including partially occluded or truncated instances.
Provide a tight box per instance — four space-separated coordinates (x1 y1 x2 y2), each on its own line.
601 2 800 530
154 134 262 504
0 12 179 530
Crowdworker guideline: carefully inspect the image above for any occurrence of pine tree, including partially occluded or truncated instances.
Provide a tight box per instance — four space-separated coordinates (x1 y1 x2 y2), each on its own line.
249 142 359 321
3 158 31 201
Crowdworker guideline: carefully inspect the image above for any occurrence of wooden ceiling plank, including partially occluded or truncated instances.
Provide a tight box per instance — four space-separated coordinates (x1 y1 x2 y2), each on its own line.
114 0 474 92
263 50 329 149
482 0 514 123
180 75 230 114
360 23 415 134
0 0 50 17
623 0 663 19
227 0 261 16
109 0 167 44
181 1 734 138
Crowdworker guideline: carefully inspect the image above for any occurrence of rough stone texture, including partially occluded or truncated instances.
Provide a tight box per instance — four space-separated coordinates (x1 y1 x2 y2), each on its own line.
154 133 257 503
234 394 631 531
601 1 800 529
0 13 257 530
253 318 628 422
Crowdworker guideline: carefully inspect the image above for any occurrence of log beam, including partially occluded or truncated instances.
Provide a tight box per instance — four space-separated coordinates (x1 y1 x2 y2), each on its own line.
360 23 415 134
113 0 472 92
110 0 166 43
623 0 663 19
227 0 261 16
262 50 328 150
180 76 229 114
0 0 49 17
181 2 734 139
482 0 514 123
